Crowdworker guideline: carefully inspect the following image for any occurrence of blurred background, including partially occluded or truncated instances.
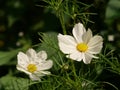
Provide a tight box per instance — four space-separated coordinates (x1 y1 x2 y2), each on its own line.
0 0 59 50
0 0 120 51
0 0 120 89
0 0 119 52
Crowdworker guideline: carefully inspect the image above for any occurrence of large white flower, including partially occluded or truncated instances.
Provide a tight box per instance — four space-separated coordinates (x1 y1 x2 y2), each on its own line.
58 22 103 64
16 48 53 81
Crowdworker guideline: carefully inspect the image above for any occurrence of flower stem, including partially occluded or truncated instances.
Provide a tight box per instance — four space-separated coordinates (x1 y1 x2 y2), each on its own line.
59 13 67 35
71 60 77 79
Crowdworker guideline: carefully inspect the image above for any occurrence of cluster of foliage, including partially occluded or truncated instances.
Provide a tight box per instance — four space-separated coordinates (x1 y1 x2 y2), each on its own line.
0 0 120 90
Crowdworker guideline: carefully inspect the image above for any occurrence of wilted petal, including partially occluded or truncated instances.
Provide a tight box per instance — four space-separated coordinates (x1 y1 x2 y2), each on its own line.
72 23 86 42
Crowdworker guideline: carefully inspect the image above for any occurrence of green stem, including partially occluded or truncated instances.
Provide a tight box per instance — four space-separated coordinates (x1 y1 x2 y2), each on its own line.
71 60 77 79
59 13 67 35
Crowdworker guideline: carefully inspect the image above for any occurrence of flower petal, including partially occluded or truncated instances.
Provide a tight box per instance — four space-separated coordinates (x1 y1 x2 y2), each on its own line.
82 29 92 44
37 60 53 71
88 42 103 54
17 52 29 67
87 35 103 54
16 64 31 75
35 71 51 77
83 53 92 64
29 74 41 81
72 23 86 43
39 71 51 75
67 51 83 61
26 48 37 58
58 34 76 45
83 52 98 64
88 35 103 47
37 50 47 60
58 34 77 54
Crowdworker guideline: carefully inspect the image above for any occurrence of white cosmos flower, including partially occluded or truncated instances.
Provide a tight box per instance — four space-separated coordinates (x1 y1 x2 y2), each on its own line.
58 22 103 64
16 48 53 81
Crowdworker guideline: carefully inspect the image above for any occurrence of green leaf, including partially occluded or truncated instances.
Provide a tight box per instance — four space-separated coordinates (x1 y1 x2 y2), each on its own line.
0 49 20 66
0 75 31 90
37 32 65 71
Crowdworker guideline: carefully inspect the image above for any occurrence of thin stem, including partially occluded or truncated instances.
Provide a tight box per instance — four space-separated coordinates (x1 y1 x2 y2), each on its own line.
59 13 67 35
70 59 77 79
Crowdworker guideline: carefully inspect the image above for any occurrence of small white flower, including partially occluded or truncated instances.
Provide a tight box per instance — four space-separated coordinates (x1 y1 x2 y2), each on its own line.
58 23 103 64
16 48 53 81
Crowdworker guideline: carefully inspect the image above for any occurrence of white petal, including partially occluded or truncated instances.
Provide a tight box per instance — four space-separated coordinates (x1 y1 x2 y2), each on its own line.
67 51 83 61
88 35 103 47
59 42 77 54
29 74 41 81
86 52 98 58
87 35 103 54
83 52 98 64
82 29 92 44
39 71 51 75
83 53 92 64
17 52 29 67
16 65 31 75
35 71 51 77
58 34 77 54
37 60 53 71
26 48 37 58
88 42 103 54
58 34 76 45
72 22 86 42
37 50 47 60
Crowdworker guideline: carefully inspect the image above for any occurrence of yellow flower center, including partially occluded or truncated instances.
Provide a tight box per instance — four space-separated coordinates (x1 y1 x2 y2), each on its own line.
27 64 37 73
76 43 88 52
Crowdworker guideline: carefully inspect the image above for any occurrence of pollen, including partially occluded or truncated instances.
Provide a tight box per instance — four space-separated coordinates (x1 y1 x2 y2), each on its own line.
76 43 88 52
27 64 37 73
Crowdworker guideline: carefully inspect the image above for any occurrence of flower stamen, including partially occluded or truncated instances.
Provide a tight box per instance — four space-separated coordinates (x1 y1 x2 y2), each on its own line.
76 43 88 52
27 64 37 73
